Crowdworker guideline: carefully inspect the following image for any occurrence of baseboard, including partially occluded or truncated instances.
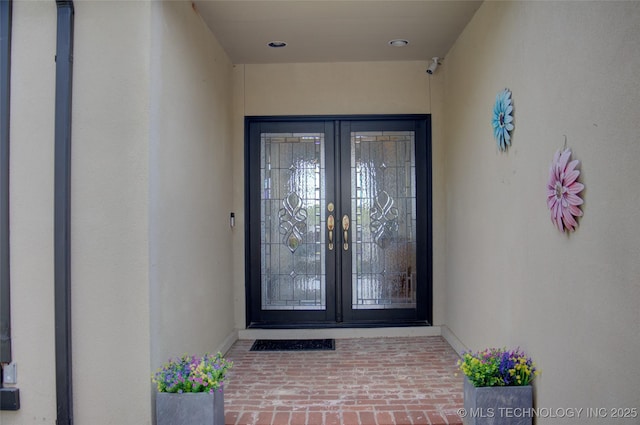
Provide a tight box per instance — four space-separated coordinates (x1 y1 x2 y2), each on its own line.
217 329 239 356
440 324 467 357
238 326 442 340
233 325 467 356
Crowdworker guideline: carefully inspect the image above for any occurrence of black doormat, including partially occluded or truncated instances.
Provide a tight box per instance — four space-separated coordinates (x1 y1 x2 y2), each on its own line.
250 339 335 351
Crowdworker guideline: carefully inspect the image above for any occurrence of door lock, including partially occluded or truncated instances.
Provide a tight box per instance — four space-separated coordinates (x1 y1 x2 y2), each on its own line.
327 214 335 251
342 214 350 251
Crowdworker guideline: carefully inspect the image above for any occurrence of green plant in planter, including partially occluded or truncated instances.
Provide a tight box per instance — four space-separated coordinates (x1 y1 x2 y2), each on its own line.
458 347 538 387
152 352 232 394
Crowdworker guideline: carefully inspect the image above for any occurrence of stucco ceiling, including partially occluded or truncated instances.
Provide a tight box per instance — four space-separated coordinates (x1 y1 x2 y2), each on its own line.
193 1 483 64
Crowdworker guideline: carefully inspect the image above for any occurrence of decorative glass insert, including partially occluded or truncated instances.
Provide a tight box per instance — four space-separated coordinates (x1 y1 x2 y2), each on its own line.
351 131 417 309
279 192 307 253
370 190 399 249
260 133 326 310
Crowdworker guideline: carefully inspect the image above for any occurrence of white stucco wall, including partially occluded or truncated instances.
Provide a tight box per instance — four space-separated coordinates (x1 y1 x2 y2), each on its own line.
242 61 430 116
6 2 155 425
6 2 236 424
5 2 57 424
71 1 152 423
232 61 448 327
149 0 236 373
443 1 640 421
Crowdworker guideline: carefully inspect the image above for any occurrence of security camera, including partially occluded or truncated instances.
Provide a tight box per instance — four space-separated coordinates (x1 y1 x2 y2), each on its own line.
426 57 439 75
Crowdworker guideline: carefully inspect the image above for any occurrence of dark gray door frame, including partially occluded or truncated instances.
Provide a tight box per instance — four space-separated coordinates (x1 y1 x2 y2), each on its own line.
244 115 433 328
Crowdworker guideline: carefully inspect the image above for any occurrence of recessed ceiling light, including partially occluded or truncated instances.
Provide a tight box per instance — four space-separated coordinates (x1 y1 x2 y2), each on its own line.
268 41 287 48
388 39 409 47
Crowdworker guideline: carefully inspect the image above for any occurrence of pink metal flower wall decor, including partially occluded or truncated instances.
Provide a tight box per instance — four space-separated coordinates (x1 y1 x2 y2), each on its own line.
547 148 584 232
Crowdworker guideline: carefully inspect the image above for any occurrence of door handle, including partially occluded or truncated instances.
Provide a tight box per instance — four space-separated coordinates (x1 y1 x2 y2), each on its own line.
342 214 350 251
327 215 335 251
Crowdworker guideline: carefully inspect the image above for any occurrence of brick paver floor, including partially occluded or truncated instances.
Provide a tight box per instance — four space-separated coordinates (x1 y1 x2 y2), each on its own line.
224 336 463 425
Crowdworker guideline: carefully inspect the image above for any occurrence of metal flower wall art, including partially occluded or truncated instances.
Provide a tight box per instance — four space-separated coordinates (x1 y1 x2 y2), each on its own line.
547 148 584 233
492 88 514 151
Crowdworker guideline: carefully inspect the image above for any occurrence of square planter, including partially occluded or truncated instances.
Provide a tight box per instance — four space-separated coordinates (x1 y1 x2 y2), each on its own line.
463 377 532 425
156 390 224 425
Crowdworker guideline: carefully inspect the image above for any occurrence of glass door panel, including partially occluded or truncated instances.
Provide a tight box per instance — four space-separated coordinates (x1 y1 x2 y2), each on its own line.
260 132 326 310
350 130 417 310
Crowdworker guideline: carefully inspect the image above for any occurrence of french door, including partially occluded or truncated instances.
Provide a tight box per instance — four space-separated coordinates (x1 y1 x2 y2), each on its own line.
245 116 431 327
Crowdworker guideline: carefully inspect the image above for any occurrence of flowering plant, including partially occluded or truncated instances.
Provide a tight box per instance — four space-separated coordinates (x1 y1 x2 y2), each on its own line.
152 352 232 394
458 347 538 387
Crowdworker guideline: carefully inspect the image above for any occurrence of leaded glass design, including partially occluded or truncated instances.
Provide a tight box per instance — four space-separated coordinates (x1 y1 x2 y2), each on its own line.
260 133 326 310
370 190 399 249
351 131 417 309
279 192 307 253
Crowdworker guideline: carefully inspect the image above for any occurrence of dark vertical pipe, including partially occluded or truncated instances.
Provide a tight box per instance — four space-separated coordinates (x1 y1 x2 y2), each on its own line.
0 0 20 412
0 0 12 365
54 1 73 424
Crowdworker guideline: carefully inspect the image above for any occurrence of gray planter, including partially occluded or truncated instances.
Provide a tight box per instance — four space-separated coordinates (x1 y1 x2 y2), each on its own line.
156 390 224 425
463 377 532 425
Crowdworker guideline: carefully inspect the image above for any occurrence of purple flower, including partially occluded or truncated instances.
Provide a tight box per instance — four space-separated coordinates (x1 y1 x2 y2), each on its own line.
153 352 232 394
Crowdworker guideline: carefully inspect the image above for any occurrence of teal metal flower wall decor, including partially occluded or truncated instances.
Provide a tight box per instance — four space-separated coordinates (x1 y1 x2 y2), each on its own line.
492 88 514 151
